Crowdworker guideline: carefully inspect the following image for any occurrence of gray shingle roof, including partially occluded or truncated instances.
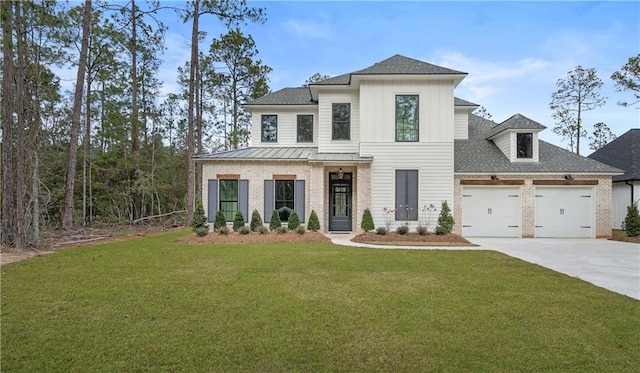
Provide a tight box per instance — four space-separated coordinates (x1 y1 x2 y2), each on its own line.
588 129 640 182
193 147 373 163
485 113 547 139
246 87 313 105
454 97 479 107
455 114 622 174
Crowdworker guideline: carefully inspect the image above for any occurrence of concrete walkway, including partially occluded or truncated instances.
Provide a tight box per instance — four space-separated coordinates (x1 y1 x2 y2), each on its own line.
326 234 640 300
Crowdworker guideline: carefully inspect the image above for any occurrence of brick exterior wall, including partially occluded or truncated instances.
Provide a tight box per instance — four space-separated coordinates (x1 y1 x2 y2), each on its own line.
453 174 613 238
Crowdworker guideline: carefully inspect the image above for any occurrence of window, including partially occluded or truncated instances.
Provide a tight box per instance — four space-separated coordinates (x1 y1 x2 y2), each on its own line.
396 95 419 142
395 170 418 221
261 115 277 142
219 180 239 221
332 103 350 140
297 115 313 142
275 180 295 221
517 133 533 158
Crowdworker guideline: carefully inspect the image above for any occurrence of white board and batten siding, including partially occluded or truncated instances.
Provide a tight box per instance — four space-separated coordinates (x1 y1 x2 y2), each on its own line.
249 107 318 147
462 186 521 237
454 110 469 140
317 91 360 153
612 181 640 230
534 187 594 238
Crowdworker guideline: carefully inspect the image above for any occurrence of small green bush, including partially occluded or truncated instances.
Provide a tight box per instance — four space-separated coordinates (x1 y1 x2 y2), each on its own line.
194 227 209 237
233 211 245 231
257 225 269 234
269 210 282 231
416 226 428 235
361 208 375 232
214 210 226 231
397 225 409 235
307 210 320 231
276 226 288 234
238 226 251 235
287 211 301 230
250 210 263 232
376 227 387 235
192 201 208 236
295 225 305 235
436 200 454 234
217 226 229 235
625 201 640 237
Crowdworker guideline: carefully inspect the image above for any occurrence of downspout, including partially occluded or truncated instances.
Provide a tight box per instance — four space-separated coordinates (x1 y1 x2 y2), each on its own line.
625 180 634 204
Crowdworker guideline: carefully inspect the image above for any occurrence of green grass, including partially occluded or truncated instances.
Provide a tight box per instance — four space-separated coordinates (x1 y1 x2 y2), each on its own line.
2 231 638 372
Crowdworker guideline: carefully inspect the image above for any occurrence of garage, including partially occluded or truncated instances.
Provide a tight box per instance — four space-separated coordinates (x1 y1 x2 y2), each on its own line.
535 187 594 238
462 186 521 237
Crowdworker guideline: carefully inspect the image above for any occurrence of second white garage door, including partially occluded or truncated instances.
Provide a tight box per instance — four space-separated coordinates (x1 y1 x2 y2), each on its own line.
462 187 521 237
535 187 594 238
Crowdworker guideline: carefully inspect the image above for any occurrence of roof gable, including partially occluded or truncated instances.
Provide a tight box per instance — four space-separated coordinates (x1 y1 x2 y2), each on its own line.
588 129 640 181
486 113 547 139
246 87 313 106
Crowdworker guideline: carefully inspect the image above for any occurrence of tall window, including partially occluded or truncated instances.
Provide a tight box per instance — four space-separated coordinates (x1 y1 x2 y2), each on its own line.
275 180 295 221
219 180 239 221
396 95 419 142
332 103 350 140
297 115 313 142
261 115 277 142
517 133 533 158
395 170 418 221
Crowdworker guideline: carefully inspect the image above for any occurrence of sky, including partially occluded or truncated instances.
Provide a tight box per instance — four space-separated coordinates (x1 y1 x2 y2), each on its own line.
84 1 640 155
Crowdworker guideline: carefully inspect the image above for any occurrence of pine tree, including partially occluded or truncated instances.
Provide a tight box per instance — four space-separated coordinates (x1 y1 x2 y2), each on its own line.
307 210 320 231
435 201 454 235
269 210 281 231
250 209 263 231
361 208 374 232
624 201 640 237
233 211 244 231
192 201 208 236
287 211 300 230
214 210 226 230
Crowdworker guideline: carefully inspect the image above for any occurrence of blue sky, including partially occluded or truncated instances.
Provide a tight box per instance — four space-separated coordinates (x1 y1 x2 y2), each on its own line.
159 1 639 154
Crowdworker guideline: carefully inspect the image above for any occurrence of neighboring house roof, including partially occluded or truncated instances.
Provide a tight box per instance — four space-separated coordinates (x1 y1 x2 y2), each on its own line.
588 128 640 182
485 113 547 139
246 87 313 106
455 115 622 174
193 147 373 163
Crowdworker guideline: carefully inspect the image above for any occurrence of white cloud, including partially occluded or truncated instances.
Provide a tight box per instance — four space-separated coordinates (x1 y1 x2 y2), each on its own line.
282 19 333 40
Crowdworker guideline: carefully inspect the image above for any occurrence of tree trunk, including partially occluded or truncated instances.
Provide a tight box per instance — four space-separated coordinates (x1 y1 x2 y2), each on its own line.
62 0 92 230
1 0 15 246
130 0 139 154
14 1 27 249
186 0 199 224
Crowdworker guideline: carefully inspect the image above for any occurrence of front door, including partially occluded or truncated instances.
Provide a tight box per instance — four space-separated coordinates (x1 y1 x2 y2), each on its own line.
329 172 352 231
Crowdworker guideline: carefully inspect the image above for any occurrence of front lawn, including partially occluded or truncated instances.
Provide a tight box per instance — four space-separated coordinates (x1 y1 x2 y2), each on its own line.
2 231 638 372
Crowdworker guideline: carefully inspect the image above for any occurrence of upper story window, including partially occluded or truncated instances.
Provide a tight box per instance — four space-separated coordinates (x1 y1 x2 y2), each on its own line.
332 103 350 140
297 115 313 143
261 115 277 142
517 133 533 158
396 95 419 142
219 179 238 221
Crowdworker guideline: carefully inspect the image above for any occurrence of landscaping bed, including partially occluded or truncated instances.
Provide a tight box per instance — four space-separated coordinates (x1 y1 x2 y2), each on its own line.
352 231 474 246
177 230 331 244
611 229 640 243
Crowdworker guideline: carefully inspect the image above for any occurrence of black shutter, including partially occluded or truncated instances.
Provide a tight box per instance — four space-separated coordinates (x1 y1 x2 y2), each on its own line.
239 180 249 223
264 180 274 223
207 179 218 223
295 180 305 223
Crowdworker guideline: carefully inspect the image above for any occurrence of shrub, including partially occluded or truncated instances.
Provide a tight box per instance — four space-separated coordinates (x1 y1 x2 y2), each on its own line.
295 225 305 235
361 208 375 232
397 225 409 235
625 201 640 237
376 227 387 235
287 211 301 230
238 226 250 235
416 226 428 235
436 200 454 234
233 211 245 231
192 201 208 236
213 210 226 231
307 210 320 231
276 226 288 234
269 210 282 231
250 210 263 232
217 226 229 235
257 225 269 234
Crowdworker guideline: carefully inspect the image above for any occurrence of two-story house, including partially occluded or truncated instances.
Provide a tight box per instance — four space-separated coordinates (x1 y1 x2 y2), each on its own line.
194 55 621 238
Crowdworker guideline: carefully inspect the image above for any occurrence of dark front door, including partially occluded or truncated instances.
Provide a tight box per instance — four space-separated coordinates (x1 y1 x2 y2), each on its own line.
329 172 352 231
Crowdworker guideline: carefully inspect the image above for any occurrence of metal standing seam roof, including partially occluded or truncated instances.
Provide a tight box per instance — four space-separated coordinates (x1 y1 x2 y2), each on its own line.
193 147 373 163
588 128 640 182
455 114 623 174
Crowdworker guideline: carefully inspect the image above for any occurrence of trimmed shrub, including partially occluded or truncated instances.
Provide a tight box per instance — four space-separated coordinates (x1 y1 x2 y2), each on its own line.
214 210 226 231
276 226 288 234
625 201 640 237
269 210 282 231
416 226 428 235
436 200 454 235
307 210 320 231
295 225 305 235
257 225 269 234
195 227 209 237
397 225 409 235
361 208 375 232
192 201 208 236
288 211 301 230
376 227 387 235
250 210 263 232
233 211 245 231
217 226 229 235
238 226 251 235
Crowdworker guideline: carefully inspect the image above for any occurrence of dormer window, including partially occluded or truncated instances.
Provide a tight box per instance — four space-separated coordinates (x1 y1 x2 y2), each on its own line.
517 133 533 159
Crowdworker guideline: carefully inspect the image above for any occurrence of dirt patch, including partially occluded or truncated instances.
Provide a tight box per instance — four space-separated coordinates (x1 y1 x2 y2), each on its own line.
177 230 331 244
352 232 475 246
610 229 640 243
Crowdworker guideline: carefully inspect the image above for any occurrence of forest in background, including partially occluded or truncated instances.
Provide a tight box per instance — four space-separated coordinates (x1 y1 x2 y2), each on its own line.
1 0 270 249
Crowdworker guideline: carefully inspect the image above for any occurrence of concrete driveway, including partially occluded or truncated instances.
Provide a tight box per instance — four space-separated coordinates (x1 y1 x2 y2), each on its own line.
469 238 640 300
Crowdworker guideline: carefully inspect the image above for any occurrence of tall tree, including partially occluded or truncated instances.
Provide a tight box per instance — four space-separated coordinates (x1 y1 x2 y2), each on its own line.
62 0 92 229
611 54 640 107
588 122 616 151
473 106 492 120
303 72 330 86
549 66 606 155
551 108 582 153
2 0 15 246
14 1 28 249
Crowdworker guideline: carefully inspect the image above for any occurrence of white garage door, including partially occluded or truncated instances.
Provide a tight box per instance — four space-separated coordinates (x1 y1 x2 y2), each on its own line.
535 187 594 238
462 187 521 237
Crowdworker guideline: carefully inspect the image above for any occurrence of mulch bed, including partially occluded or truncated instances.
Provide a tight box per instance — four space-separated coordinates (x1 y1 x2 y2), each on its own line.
177 230 332 244
352 232 475 246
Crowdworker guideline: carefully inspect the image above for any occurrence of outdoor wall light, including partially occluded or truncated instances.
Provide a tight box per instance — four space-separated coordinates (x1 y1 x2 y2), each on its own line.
337 168 344 179
490 174 499 180
564 175 574 180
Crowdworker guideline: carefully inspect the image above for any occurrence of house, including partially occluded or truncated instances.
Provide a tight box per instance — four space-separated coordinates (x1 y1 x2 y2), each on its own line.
194 54 621 238
588 129 640 229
